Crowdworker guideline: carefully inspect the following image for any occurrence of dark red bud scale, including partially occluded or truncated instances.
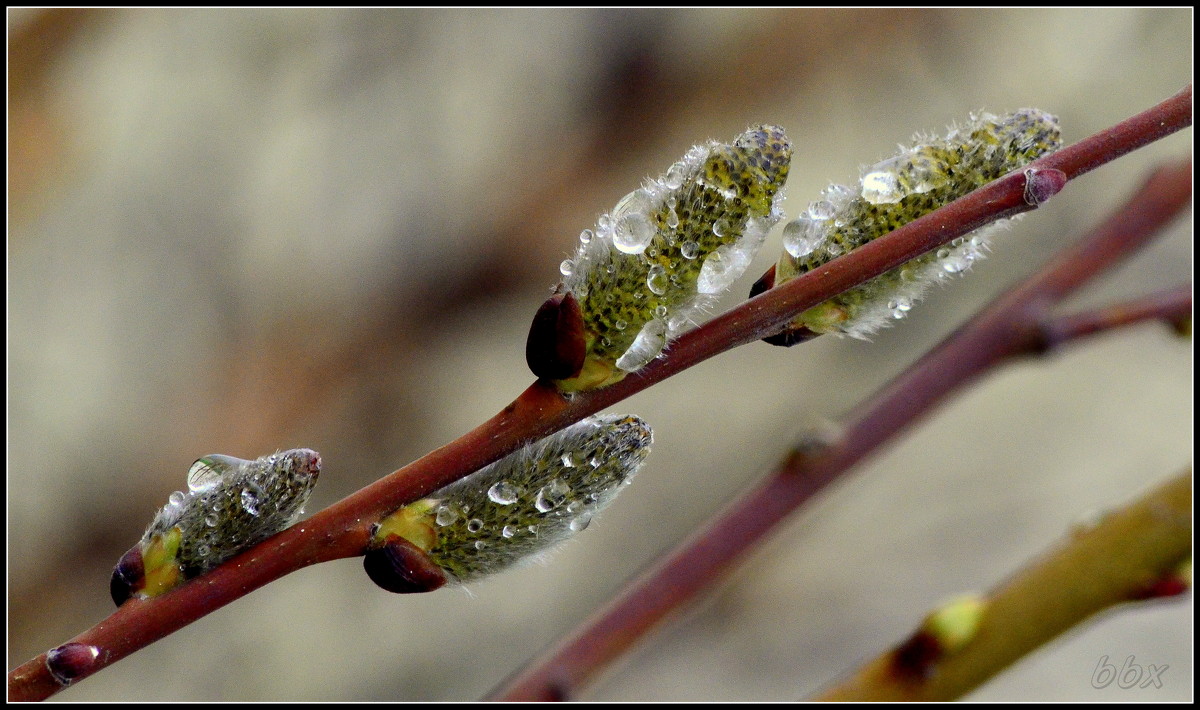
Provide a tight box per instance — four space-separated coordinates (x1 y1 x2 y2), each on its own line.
526 291 587 380
891 630 942 680
45 642 102 686
363 535 448 594
1023 167 1068 206
749 264 821 347
748 263 776 299
110 545 145 606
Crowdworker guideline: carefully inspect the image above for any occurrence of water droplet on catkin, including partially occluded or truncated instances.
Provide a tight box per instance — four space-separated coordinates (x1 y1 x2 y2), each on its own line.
535 478 571 512
487 481 521 505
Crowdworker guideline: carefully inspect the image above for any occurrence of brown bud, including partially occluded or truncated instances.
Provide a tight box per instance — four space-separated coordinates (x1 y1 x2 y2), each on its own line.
891 630 941 680
763 326 820 347
748 263 776 300
45 642 101 686
363 535 448 594
1023 167 1067 206
749 264 822 347
526 291 587 381
110 545 145 606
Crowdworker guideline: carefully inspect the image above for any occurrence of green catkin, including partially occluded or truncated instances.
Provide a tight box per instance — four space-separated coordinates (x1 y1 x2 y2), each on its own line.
371 415 652 583
118 449 321 600
775 109 1061 339
552 125 791 391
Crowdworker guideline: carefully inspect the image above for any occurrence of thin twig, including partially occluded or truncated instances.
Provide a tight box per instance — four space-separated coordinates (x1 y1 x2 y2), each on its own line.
7 86 1191 702
814 469 1192 701
489 157 1192 701
1037 284 1191 348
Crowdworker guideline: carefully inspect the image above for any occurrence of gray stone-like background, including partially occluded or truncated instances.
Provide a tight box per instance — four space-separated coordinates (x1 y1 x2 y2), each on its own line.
9 8 1191 701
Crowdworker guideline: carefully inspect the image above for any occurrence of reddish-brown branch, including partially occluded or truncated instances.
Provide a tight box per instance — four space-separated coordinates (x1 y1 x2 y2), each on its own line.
489 157 1192 701
1037 284 1191 348
7 86 1191 702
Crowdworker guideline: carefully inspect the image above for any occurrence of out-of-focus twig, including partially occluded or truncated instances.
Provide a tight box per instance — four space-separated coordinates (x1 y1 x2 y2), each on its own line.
490 157 1192 701
814 469 1192 701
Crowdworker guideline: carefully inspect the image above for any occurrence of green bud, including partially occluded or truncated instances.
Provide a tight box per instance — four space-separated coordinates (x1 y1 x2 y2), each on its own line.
366 414 652 588
773 109 1062 340
532 126 792 391
111 449 321 605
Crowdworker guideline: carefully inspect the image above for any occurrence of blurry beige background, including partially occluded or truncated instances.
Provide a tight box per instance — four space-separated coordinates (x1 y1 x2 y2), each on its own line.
8 8 1191 701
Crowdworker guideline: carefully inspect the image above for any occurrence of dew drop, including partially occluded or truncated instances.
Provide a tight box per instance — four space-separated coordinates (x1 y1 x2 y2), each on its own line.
535 478 571 512
474 540 487 550
861 156 906 204
467 518 484 533
712 218 731 238
646 264 669 295
240 488 260 516
614 319 628 331
435 505 459 527
663 162 687 189
502 525 517 539
937 248 951 259
168 491 186 507
615 318 668 372
782 216 824 259
487 481 521 505
204 514 219 527
807 200 835 220
559 260 574 277
680 241 700 260
569 514 593 533
654 304 668 318
579 228 593 244
942 256 968 274
822 183 857 207
613 213 655 254
697 244 751 294
666 208 680 229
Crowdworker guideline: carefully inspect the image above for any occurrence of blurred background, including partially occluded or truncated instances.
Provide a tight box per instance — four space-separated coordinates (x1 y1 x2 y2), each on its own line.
8 8 1191 701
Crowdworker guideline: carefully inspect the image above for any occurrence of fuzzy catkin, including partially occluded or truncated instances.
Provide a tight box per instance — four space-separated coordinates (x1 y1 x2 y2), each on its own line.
371 414 652 583
551 125 791 391
775 109 1062 339
142 450 320 582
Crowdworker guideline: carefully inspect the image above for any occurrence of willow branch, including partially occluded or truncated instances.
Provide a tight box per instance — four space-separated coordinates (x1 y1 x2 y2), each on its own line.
1038 284 1192 348
489 156 1192 701
814 469 1192 702
8 85 1191 702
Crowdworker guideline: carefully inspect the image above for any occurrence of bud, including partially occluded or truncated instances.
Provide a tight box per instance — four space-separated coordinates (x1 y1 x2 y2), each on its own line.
364 414 652 591
111 449 321 605
768 109 1062 341
530 126 792 391
893 593 988 679
45 643 102 686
